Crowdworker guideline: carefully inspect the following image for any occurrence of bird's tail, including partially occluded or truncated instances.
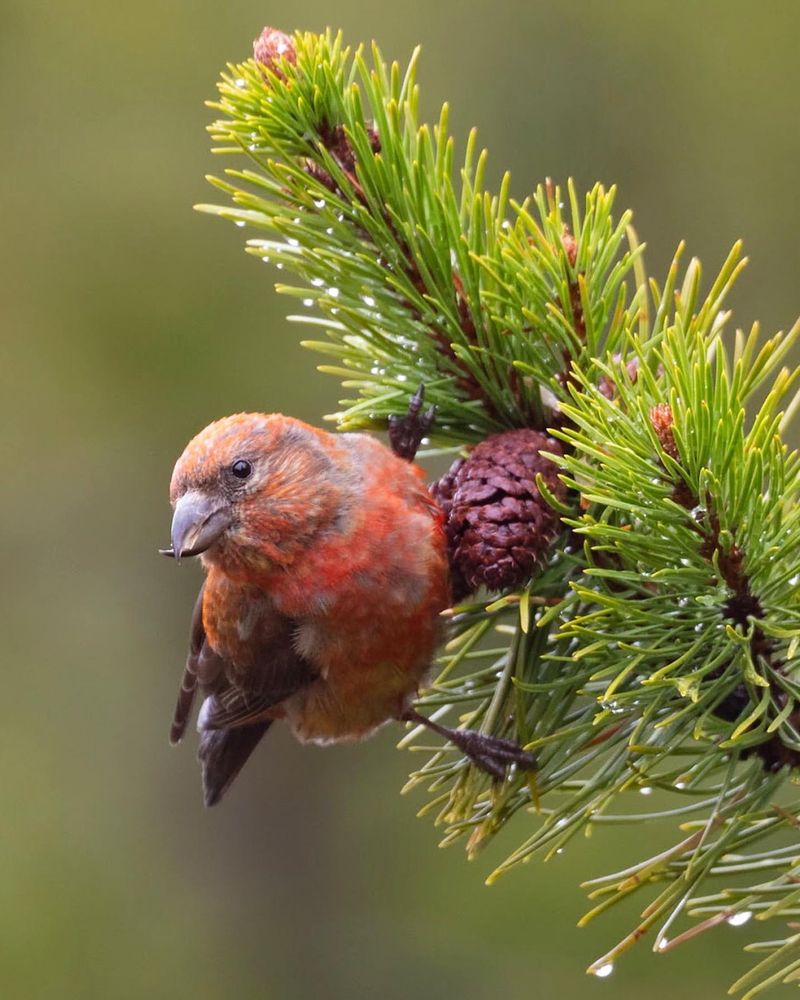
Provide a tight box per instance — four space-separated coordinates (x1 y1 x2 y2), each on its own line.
197 721 272 807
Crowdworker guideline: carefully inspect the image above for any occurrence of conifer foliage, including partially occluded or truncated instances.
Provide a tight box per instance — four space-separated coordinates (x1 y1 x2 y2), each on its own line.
197 28 800 996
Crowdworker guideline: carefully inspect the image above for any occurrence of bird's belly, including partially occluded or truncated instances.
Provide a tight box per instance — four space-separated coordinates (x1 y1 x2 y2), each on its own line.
281 649 429 744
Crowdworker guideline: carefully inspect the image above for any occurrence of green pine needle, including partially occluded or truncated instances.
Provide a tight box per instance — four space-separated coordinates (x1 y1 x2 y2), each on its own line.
198 29 800 996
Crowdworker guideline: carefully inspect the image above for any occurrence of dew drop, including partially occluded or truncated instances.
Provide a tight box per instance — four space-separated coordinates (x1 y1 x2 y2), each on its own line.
328 286 340 298
362 294 376 307
234 220 246 228
302 298 313 307
287 237 300 247
594 963 614 979
311 277 325 287
640 786 653 796
313 198 327 209
727 911 752 927
235 78 246 88
275 262 284 270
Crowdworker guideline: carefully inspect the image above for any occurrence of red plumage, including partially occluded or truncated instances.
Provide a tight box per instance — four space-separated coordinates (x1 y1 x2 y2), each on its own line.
165 413 450 804
166 409 537 805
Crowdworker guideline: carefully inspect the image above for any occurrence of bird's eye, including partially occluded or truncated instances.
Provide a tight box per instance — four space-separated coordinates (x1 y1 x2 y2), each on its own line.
230 459 252 480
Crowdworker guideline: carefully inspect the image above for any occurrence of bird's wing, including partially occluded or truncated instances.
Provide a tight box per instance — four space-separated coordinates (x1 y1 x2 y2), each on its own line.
170 583 317 807
171 582 315 740
197 721 272 807
194 637 316 807
198 659 312 730
198 591 317 732
170 582 216 744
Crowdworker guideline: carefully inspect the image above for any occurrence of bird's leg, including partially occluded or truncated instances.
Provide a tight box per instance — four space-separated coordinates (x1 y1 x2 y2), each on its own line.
401 708 536 780
388 384 437 462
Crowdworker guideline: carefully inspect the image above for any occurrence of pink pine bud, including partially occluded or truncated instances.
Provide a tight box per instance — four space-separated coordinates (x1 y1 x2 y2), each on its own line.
253 27 296 76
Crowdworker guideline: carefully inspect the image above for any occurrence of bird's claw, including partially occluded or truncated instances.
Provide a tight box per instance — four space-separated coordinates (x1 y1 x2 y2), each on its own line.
388 384 437 461
402 708 536 780
445 728 537 778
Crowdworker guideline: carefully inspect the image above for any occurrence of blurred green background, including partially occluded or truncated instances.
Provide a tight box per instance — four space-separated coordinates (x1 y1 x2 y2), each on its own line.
3 1 799 997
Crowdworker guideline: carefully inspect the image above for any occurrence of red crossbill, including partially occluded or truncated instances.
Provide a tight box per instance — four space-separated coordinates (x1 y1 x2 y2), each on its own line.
164 401 535 805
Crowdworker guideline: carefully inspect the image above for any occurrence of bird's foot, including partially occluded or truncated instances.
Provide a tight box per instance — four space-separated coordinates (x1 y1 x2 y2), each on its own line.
402 709 536 780
388 384 436 461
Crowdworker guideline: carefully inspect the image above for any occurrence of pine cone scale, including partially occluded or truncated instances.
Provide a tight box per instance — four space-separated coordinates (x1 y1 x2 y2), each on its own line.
431 429 567 599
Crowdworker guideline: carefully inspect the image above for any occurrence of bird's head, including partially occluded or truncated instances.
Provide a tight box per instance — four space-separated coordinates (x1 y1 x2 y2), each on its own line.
164 413 344 575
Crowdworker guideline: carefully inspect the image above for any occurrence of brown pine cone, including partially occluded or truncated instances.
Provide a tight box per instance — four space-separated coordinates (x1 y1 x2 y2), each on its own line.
431 429 567 600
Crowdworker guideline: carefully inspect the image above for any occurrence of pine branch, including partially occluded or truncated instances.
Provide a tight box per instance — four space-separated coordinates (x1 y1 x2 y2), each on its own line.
196 27 800 996
197 30 637 438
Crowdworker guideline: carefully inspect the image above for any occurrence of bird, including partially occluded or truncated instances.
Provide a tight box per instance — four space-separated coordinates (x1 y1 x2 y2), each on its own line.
163 391 536 805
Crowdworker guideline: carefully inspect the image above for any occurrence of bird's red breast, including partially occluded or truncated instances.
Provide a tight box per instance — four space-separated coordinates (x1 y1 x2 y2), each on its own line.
169 413 450 747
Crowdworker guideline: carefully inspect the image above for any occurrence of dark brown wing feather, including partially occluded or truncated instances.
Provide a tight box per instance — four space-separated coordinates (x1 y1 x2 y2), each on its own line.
198 686 290 730
198 721 273 807
197 606 316 729
171 582 316 805
170 583 206 745
171 583 315 740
